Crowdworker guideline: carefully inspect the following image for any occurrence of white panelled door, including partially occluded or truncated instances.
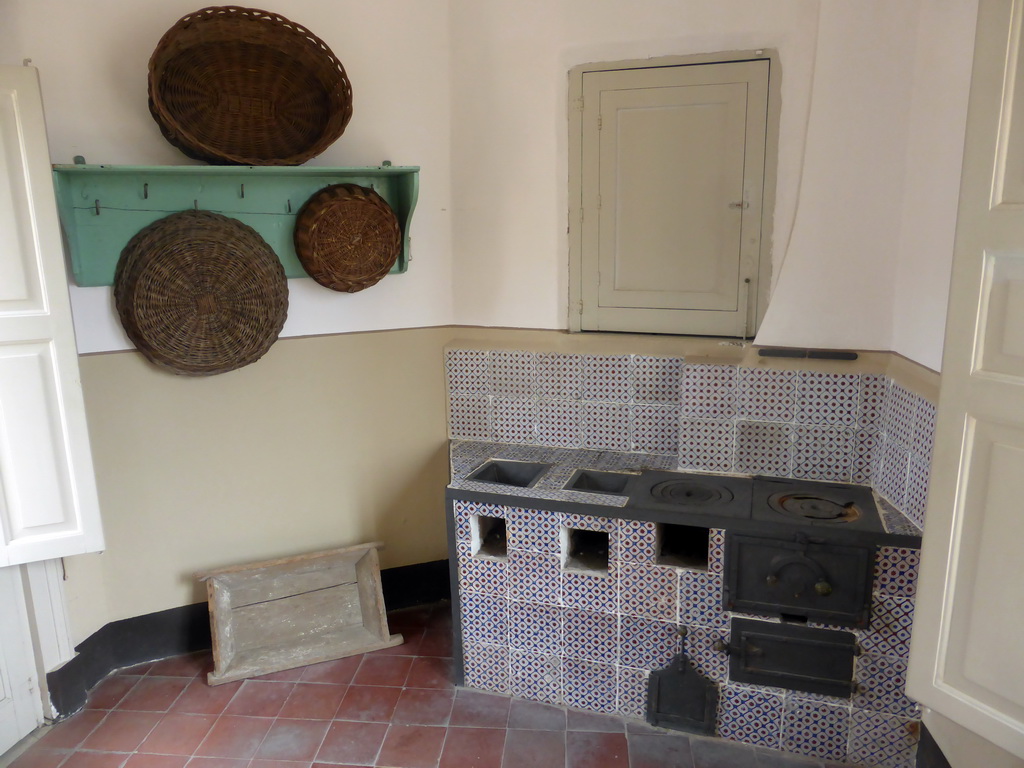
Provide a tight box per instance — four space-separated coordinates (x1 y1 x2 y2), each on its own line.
907 1 1024 758
0 65 105 751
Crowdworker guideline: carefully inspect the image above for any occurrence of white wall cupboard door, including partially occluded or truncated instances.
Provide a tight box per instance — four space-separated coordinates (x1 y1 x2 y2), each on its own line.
573 58 770 337
0 65 104 567
907 1 1024 759
0 566 40 754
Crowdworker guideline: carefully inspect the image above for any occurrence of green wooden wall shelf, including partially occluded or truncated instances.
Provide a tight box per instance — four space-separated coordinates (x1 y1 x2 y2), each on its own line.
52 162 419 287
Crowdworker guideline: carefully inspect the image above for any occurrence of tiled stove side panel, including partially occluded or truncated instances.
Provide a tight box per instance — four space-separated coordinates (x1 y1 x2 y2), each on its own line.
453 500 923 768
446 348 936 527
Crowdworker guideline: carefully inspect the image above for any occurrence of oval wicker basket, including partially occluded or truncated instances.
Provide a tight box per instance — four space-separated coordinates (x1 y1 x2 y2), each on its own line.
148 6 353 165
294 184 401 292
115 210 288 375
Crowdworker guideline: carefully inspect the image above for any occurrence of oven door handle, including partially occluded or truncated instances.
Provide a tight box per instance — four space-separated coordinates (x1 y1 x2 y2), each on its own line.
764 553 833 596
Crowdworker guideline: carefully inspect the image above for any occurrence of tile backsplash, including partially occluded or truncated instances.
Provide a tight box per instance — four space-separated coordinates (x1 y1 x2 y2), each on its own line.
446 349 935 530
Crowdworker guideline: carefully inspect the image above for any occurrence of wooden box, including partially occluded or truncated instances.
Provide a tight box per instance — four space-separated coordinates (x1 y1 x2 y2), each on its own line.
196 542 403 685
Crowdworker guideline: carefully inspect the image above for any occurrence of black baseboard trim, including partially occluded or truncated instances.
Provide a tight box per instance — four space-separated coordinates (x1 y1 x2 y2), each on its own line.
917 724 953 768
46 558 450 719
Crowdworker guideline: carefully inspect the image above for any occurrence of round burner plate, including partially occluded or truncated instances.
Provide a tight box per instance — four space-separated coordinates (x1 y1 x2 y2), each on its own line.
650 479 734 507
768 492 861 523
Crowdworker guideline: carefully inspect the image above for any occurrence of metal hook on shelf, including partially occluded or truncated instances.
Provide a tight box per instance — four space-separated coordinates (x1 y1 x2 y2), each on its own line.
143 183 148 200
287 199 292 214
240 184 245 199
94 200 100 216
194 199 199 210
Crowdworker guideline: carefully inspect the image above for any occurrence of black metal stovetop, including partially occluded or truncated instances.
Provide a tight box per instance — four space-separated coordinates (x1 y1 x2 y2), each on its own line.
625 470 752 519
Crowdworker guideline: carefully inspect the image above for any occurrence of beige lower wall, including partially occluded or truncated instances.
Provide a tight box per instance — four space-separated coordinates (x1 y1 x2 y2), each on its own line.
923 709 1024 768
65 326 939 646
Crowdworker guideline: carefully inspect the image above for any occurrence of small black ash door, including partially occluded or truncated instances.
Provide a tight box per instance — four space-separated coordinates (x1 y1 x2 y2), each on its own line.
723 531 874 628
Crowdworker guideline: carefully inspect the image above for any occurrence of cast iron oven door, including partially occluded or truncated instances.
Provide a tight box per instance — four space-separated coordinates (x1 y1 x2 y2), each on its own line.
723 531 874 628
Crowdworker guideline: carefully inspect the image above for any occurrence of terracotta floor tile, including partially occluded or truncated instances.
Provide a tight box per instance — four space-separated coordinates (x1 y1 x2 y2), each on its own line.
194 715 274 759
391 689 455 726
81 710 163 752
501 729 566 768
628 732 695 768
223 680 294 718
375 724 446 768
59 752 130 768
298 657 362 685
507 699 567 731
404 657 453 690
352 655 413 687
86 676 142 710
37 709 106 748
334 685 402 723
386 607 434 634
169 680 242 716
123 755 191 768
250 760 314 768
449 690 511 728
415 629 452 658
137 713 218 756
277 683 348 720
117 677 190 712
565 709 626 732
314 720 387 765
370 629 423 657
438 726 505 768
8 747 71 768
121 662 155 676
147 653 210 679
565 732 629 768
254 720 329 762
689 736 758 768
182 758 249 768
250 667 307 683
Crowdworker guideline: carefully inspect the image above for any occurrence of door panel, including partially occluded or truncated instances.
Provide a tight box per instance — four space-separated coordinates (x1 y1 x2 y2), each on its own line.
0 566 42 754
907 1 1024 757
0 66 103 567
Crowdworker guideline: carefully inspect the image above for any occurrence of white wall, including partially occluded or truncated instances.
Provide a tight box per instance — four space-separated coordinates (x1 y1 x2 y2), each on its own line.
1 0 455 354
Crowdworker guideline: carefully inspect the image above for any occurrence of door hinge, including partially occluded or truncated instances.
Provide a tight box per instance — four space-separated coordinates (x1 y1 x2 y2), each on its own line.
572 97 584 112
597 114 603 130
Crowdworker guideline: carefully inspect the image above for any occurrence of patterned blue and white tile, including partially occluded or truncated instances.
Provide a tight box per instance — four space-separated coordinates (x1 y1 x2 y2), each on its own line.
734 420 794 477
790 424 854 483
851 428 881 485
508 600 563 654
506 507 561 554
582 355 632 403
708 529 726 577
456 541 507 596
912 398 937 467
449 393 492 441
847 709 920 768
460 592 509 647
859 594 915 660
858 374 889 431
581 401 631 451
883 384 919 451
445 348 490 395
562 608 619 663
536 353 584 400
903 457 930 531
618 519 658 564
562 658 619 714
795 371 860 427
617 666 650 719
874 546 920 599
618 562 680 621
630 404 680 455
853 653 920 717
679 569 728 630
631 355 683 405
874 440 910 510
683 626 729 684
678 418 736 474
462 641 509 694
780 695 852 762
491 396 537 444
618 615 682 669
510 649 562 705
716 683 784 749
508 550 562 604
680 364 739 419
490 349 537 398
536 399 583 448
737 368 798 423
561 568 618 613
453 500 493 541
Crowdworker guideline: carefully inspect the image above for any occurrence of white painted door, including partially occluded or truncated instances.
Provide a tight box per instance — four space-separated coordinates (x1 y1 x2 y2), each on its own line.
0 567 41 754
577 59 769 336
0 65 106 750
906 1 1024 758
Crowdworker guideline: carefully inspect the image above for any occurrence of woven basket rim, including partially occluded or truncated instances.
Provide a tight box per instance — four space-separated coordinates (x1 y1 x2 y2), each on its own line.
148 5 353 166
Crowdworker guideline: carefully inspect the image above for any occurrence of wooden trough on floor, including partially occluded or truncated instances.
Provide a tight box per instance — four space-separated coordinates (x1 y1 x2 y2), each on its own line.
196 542 403 685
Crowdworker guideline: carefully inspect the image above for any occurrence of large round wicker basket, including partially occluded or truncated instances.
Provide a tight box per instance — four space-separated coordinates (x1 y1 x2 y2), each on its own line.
114 210 288 375
148 6 353 165
293 184 401 292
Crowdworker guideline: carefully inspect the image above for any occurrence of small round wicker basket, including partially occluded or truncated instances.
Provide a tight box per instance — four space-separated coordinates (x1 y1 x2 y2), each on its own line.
293 184 401 292
148 5 353 165
114 210 288 375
